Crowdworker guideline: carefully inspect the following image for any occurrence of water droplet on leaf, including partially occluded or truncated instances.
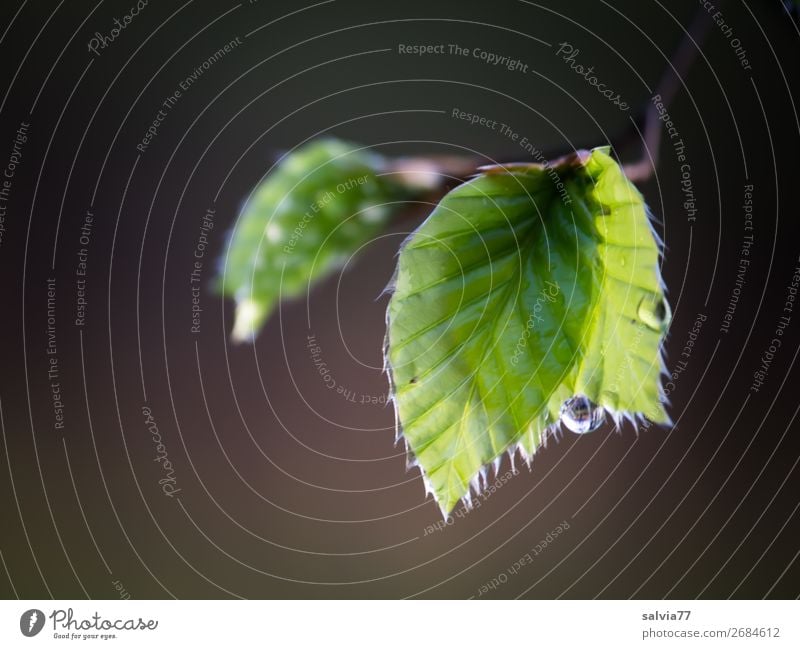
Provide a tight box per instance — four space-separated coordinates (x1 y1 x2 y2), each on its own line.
560 395 605 434
637 296 669 332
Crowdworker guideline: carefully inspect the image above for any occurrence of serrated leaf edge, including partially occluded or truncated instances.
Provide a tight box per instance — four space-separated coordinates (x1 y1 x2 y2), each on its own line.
383 147 672 519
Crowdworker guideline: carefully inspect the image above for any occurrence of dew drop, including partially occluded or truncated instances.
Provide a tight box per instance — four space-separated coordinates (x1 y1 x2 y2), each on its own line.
559 395 605 434
637 296 670 332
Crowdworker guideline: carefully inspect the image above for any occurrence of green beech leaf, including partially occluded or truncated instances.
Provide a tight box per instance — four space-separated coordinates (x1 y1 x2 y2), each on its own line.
219 138 410 340
386 147 669 515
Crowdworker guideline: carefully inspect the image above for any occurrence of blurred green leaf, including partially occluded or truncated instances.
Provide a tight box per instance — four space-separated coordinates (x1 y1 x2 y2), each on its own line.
219 138 410 340
386 147 669 514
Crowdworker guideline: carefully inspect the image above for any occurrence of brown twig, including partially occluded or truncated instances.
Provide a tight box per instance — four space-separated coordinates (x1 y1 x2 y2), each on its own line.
623 3 720 182
390 6 720 191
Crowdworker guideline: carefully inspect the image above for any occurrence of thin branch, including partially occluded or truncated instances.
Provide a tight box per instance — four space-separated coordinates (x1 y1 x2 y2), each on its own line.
385 6 721 192
623 3 720 182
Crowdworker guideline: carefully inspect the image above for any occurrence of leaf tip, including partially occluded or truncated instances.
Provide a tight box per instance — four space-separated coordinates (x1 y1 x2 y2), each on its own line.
231 298 269 343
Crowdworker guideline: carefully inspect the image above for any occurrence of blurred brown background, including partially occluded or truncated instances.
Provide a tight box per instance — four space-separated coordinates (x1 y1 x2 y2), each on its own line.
0 0 798 599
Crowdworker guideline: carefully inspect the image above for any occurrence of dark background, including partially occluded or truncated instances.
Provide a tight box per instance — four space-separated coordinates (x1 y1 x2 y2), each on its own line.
0 0 798 599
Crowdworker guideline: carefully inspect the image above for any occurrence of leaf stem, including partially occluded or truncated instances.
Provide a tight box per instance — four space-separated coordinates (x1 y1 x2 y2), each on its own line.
385 154 480 191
